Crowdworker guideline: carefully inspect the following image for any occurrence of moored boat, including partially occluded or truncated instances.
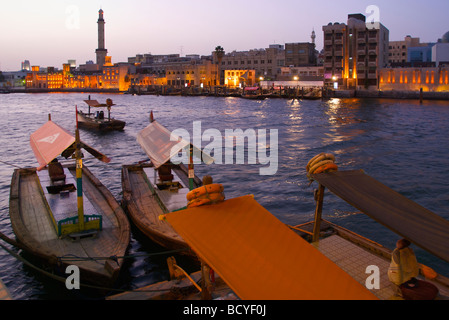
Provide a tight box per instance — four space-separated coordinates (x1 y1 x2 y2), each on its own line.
9 116 130 287
77 98 126 131
241 86 265 100
121 112 213 257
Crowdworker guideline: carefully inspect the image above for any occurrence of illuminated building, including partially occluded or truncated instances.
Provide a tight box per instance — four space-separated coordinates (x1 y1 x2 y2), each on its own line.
165 58 219 87
224 70 256 88
379 66 449 92
101 63 131 91
323 13 389 89
216 45 286 83
21 60 31 71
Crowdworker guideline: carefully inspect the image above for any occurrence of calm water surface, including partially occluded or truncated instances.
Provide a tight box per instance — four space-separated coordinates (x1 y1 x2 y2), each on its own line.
0 93 448 299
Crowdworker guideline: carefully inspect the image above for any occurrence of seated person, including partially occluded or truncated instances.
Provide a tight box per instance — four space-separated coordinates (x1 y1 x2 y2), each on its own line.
388 238 438 300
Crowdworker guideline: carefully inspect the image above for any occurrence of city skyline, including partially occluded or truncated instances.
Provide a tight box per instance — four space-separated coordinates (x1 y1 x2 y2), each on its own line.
1 0 448 71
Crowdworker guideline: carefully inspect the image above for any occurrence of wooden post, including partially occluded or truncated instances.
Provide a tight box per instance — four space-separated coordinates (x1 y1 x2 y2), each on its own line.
188 145 194 190
201 260 213 300
312 184 325 242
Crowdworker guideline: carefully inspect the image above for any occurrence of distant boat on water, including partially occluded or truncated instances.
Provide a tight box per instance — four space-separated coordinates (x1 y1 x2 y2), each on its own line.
77 98 126 131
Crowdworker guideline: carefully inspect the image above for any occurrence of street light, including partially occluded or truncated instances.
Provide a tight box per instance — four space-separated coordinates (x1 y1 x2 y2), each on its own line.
332 75 338 89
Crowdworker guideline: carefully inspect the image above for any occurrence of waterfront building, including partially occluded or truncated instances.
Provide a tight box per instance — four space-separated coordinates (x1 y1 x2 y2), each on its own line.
389 36 428 65
408 45 435 66
285 42 317 67
96 9 108 68
223 70 256 87
323 13 389 89
26 66 48 89
215 44 286 83
21 60 31 71
0 70 27 88
278 66 324 81
101 62 131 92
165 58 219 87
432 43 449 67
379 66 449 92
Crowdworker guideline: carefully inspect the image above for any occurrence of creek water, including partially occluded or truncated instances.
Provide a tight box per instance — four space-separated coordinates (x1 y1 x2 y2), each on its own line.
0 93 448 299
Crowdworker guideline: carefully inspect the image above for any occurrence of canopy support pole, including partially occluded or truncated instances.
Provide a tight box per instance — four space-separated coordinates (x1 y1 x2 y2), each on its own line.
188 145 194 190
75 107 85 231
75 129 85 231
312 184 325 243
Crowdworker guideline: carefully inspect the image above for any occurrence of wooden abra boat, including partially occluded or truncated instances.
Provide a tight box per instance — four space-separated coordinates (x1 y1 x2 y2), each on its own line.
9 116 130 287
77 98 126 131
121 113 213 257
241 87 265 100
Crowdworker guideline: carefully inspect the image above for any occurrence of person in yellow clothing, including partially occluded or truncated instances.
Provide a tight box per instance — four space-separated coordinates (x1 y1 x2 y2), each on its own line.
388 239 419 286
388 239 438 300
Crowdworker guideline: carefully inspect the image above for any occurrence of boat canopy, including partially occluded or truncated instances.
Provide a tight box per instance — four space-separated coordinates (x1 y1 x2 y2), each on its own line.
136 120 214 169
244 87 259 91
312 170 449 264
164 195 377 300
30 120 110 171
83 99 115 108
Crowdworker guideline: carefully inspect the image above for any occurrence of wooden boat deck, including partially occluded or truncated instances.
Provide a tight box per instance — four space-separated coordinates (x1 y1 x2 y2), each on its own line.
10 165 130 286
142 166 190 213
37 167 99 228
122 164 187 252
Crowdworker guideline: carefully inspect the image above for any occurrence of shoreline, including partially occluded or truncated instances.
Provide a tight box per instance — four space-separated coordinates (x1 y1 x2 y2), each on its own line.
2 87 449 101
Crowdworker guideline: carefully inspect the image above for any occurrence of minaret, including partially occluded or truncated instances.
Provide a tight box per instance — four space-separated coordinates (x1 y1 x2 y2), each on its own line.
311 28 316 45
95 9 107 67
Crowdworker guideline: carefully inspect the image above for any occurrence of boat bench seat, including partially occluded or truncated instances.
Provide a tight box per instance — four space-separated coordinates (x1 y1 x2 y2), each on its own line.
157 164 174 182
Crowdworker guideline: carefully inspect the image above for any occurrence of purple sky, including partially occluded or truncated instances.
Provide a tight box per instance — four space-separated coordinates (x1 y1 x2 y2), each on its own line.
1 0 448 71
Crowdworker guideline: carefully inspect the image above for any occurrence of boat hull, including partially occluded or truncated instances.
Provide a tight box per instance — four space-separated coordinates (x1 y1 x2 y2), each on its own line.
121 163 200 257
9 165 130 287
77 111 126 131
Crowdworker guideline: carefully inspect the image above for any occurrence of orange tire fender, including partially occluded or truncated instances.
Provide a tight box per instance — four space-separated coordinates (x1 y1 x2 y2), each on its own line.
313 163 339 174
186 183 224 201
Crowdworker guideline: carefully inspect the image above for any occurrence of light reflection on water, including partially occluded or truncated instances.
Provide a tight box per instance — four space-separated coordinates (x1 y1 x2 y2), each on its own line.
0 93 449 299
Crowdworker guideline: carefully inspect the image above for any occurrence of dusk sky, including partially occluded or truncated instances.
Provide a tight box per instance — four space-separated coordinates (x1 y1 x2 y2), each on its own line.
1 0 448 71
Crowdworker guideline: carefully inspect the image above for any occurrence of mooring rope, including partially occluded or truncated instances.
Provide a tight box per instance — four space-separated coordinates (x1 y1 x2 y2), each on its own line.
0 234 193 296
